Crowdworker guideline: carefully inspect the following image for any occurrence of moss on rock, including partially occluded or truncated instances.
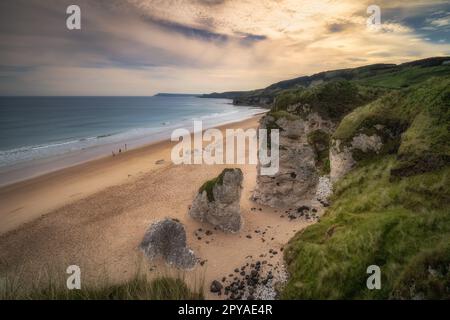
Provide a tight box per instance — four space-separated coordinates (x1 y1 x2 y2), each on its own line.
307 129 331 175
199 168 243 202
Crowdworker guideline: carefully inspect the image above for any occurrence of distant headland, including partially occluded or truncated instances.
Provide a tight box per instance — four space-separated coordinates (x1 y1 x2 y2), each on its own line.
154 93 201 97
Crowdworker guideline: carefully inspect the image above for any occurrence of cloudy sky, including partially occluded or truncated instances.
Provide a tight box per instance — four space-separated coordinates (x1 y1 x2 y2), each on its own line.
0 0 449 95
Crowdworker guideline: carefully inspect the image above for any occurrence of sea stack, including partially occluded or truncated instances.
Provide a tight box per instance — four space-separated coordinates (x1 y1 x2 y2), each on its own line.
189 168 243 232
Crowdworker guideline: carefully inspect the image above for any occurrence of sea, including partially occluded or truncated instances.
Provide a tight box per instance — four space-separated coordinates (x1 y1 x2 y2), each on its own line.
0 96 266 186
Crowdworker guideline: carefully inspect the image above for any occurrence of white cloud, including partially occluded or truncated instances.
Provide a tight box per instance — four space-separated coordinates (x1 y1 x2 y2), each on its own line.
430 16 450 27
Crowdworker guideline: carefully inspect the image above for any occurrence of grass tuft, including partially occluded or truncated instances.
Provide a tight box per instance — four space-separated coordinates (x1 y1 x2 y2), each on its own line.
0 265 204 300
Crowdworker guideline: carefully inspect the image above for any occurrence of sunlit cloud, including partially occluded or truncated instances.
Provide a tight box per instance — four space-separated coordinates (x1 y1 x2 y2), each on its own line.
430 16 450 27
0 0 449 95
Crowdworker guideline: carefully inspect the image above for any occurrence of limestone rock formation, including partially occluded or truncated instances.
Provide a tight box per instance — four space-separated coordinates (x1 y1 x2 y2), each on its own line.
330 139 356 184
189 168 243 232
252 112 335 208
330 133 383 183
315 176 332 206
140 218 196 269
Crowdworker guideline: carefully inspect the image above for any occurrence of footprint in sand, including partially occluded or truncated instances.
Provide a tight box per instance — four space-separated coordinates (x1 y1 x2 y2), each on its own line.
9 207 24 214
70 192 83 198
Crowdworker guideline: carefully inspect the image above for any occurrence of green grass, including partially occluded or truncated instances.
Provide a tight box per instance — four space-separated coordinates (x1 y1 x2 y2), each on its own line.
391 242 450 299
282 155 450 299
333 77 450 175
267 110 301 121
392 78 450 176
0 269 204 300
273 81 384 120
358 65 450 89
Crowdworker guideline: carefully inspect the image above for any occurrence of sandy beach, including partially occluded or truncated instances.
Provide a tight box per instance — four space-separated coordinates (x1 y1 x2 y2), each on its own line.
0 115 313 299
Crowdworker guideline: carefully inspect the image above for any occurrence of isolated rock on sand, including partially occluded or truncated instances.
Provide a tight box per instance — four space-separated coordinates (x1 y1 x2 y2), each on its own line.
140 218 196 269
189 168 243 232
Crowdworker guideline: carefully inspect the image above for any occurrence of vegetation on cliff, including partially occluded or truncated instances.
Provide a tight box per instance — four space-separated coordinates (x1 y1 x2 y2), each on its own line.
202 57 450 106
333 78 450 175
281 75 450 299
283 156 450 299
273 81 384 120
307 130 331 174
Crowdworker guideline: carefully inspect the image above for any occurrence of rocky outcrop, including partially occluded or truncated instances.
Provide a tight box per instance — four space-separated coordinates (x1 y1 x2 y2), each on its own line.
315 176 332 206
351 133 383 152
252 110 335 208
330 139 356 184
140 218 196 269
330 133 383 183
189 168 243 232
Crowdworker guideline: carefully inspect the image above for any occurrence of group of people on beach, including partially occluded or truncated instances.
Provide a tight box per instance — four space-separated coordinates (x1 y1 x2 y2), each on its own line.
112 144 127 157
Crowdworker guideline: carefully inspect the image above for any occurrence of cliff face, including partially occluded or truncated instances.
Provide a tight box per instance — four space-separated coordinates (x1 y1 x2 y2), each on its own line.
253 72 450 209
330 133 383 183
252 109 335 210
251 80 382 211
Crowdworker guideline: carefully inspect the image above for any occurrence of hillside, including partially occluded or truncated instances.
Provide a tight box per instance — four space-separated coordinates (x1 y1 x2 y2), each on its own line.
280 78 450 299
246 57 450 299
201 57 450 107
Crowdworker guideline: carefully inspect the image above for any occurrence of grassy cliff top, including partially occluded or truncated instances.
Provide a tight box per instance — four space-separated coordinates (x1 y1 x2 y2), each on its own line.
202 57 450 106
333 77 450 176
272 81 385 120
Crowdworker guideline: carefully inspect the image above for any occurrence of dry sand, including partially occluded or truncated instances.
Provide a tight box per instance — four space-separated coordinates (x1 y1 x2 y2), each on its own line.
0 116 313 299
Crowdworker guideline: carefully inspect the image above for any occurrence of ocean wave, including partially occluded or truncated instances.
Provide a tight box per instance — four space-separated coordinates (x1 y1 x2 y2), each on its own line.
190 110 240 121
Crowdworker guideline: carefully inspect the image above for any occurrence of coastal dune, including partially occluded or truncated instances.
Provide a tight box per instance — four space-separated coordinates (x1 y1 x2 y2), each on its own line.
0 115 312 299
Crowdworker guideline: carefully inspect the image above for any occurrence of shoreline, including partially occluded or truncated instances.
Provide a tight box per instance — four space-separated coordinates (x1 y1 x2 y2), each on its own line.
0 114 264 235
0 110 268 188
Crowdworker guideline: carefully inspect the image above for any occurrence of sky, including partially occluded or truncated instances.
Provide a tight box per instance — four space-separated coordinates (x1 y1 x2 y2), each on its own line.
0 0 449 96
